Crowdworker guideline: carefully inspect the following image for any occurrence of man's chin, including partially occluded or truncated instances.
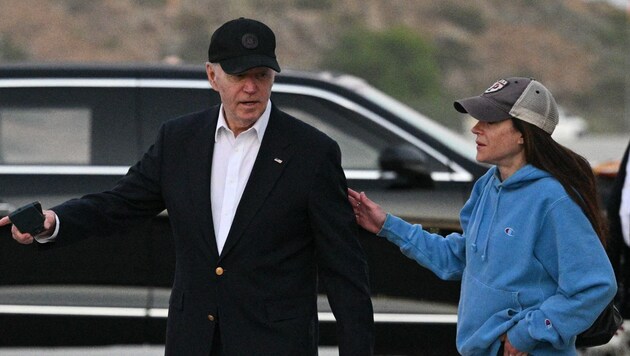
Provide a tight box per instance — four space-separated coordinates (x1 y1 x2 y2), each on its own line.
238 108 264 119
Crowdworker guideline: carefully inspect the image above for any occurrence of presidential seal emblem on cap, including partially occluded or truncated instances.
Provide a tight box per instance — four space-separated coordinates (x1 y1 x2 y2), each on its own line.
241 33 258 49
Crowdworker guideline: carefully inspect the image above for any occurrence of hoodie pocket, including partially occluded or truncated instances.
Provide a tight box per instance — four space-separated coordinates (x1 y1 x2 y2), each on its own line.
458 272 522 354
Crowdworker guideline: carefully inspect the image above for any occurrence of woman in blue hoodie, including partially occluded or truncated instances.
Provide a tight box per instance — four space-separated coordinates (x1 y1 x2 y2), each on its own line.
349 77 617 356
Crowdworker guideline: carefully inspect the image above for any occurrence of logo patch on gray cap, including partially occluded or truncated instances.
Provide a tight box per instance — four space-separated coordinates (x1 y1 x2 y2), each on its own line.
484 79 508 93
241 33 259 49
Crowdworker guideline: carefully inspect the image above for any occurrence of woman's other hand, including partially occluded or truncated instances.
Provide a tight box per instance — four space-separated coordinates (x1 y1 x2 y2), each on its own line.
501 334 528 356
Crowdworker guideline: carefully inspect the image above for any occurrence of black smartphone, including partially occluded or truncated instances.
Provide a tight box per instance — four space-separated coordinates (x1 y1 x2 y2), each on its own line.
9 201 45 235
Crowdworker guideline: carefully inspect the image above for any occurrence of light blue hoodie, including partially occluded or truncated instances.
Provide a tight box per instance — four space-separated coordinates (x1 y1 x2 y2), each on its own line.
378 164 617 355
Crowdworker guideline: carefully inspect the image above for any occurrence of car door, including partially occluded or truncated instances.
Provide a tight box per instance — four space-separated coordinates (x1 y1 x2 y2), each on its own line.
0 82 159 346
0 85 138 210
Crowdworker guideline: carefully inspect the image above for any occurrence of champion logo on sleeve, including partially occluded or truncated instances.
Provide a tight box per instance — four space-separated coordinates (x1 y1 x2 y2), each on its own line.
504 227 515 237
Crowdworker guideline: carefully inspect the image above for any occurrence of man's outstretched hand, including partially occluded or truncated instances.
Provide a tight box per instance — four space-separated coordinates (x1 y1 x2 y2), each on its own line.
0 210 57 244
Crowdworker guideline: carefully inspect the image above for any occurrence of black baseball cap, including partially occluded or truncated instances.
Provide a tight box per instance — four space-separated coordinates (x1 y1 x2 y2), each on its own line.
454 77 559 134
208 17 281 74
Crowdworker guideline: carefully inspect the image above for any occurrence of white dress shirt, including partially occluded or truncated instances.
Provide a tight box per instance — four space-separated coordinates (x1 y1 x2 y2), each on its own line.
211 101 271 254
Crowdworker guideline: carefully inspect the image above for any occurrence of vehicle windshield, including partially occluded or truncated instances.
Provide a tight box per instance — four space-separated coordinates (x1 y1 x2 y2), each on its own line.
334 75 478 162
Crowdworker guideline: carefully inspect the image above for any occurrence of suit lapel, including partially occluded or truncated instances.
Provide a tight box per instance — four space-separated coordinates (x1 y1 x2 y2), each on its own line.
219 108 292 258
184 107 220 257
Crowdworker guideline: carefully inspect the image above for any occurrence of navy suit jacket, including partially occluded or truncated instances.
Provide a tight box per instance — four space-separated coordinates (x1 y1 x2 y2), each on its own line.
51 104 374 355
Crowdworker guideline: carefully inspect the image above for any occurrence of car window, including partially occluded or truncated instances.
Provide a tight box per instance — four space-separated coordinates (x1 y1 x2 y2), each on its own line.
138 87 218 151
0 87 137 166
277 100 380 169
0 108 91 164
354 81 478 162
272 92 451 173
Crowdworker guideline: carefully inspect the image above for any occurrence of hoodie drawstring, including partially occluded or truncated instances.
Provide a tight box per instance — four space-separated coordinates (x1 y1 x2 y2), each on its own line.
481 185 502 261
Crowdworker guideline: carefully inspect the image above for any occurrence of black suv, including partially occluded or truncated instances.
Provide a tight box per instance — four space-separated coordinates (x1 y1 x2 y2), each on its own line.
0 64 486 353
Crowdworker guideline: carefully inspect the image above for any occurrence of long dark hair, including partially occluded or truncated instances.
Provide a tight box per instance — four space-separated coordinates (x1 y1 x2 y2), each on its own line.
512 119 608 246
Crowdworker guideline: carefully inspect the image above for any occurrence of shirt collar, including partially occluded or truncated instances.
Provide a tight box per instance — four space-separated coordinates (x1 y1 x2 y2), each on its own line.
214 100 272 142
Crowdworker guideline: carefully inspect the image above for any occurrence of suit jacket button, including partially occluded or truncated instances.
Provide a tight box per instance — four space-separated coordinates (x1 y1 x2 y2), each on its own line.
207 314 215 321
215 267 224 276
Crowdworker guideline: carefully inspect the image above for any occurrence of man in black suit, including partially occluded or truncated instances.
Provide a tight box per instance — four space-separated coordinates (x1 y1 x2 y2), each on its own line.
0 18 374 355
608 139 630 318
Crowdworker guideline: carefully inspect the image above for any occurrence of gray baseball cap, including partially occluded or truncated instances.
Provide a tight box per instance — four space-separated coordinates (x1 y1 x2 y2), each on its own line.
454 77 559 134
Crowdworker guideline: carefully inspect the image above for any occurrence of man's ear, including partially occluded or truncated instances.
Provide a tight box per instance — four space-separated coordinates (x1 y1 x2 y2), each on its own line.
205 62 217 89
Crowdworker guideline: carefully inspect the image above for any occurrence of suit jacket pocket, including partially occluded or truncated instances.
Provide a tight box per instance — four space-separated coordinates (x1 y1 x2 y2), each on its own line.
265 296 314 322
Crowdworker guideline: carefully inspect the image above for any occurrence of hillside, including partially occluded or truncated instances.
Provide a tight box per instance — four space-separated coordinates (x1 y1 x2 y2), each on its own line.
0 0 627 131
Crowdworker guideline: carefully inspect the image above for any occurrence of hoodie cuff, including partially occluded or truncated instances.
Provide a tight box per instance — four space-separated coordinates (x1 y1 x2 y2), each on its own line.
377 214 413 245
507 318 539 353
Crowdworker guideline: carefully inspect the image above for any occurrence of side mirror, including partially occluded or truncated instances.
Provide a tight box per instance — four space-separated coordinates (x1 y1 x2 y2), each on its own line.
379 144 434 188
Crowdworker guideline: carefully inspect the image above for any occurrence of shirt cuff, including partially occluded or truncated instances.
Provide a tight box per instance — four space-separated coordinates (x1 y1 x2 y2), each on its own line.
33 213 60 244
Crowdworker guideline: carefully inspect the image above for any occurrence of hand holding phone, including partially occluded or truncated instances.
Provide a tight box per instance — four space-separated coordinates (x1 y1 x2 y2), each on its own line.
8 201 46 235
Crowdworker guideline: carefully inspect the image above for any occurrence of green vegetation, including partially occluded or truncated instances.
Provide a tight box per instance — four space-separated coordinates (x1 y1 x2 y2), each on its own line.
0 0 625 131
435 3 486 34
295 0 332 9
322 26 454 126
135 0 167 6
173 11 211 62
0 36 28 61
